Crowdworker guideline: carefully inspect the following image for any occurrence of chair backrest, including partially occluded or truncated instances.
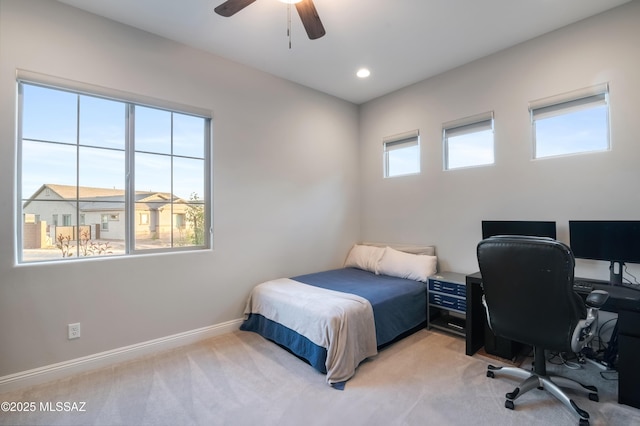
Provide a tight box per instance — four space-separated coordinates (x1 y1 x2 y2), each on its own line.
477 235 587 352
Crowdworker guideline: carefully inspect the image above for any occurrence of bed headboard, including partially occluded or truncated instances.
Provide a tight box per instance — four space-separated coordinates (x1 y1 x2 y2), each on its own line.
360 242 436 256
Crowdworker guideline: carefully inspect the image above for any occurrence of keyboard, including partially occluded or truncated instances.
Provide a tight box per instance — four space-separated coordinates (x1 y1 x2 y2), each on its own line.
573 278 640 313
573 279 594 292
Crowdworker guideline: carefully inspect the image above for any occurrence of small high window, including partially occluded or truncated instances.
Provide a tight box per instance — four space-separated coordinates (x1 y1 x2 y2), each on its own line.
383 130 420 178
530 83 609 159
443 112 494 170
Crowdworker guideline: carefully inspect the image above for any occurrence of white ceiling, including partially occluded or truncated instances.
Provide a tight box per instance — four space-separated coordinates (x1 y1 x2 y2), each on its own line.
57 0 631 104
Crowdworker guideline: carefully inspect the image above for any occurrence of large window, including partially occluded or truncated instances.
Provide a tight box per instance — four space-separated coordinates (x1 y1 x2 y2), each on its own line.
18 75 211 263
443 112 494 170
530 83 609 159
383 130 420 178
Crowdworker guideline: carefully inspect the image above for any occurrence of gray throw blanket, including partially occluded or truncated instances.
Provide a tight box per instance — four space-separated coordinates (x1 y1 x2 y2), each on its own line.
244 278 378 385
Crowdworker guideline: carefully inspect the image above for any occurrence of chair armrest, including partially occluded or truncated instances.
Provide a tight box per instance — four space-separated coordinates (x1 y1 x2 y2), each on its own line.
586 289 609 308
572 289 610 352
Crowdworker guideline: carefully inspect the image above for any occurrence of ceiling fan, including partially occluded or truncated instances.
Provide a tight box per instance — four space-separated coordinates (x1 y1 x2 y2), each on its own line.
214 0 326 40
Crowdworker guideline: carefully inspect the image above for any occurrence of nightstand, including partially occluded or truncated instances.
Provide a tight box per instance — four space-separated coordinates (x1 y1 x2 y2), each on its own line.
427 272 467 337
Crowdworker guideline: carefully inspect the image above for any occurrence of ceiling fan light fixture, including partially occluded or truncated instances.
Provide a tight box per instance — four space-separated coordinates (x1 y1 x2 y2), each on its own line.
279 0 303 4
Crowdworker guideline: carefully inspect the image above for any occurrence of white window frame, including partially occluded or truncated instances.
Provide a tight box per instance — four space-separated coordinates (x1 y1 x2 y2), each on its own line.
443 111 494 170
530 83 610 159
16 71 213 263
383 130 420 178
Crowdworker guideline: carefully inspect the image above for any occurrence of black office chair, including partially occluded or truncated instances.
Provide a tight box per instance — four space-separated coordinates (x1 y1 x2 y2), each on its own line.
477 236 609 426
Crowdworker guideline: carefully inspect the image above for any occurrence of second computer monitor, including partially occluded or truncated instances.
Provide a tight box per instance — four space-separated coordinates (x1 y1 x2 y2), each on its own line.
481 220 557 240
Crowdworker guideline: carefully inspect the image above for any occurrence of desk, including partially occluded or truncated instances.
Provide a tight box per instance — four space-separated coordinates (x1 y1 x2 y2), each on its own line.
465 271 640 408
464 272 486 356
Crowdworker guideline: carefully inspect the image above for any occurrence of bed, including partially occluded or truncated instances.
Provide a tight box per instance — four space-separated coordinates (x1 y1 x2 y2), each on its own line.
240 243 437 389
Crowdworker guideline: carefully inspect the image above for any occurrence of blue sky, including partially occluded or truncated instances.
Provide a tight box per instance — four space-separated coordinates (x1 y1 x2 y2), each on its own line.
535 106 608 158
447 129 494 170
21 83 206 201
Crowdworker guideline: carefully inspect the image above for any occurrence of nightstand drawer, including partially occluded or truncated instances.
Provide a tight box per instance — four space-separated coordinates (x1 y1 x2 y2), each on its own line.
429 279 466 297
429 292 466 313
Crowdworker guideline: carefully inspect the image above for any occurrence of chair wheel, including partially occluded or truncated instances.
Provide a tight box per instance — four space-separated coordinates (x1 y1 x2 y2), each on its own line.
506 388 520 400
487 370 495 378
588 393 599 402
584 385 597 393
505 400 514 410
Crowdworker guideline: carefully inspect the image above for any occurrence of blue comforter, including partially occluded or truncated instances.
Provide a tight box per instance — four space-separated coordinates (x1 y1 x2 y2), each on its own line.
292 268 427 346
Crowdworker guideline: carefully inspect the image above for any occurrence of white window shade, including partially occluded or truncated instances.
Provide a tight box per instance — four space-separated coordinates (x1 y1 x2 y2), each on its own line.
383 130 420 149
529 83 608 120
443 111 494 135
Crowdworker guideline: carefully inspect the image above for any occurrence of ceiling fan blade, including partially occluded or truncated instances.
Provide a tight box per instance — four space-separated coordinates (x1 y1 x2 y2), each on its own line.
295 0 326 40
214 0 257 17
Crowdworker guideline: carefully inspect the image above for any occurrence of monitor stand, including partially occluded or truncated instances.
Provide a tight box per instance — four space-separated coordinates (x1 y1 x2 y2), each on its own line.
609 261 624 286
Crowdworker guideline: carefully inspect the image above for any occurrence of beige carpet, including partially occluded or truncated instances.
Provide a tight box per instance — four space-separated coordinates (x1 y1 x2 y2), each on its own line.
1 329 638 426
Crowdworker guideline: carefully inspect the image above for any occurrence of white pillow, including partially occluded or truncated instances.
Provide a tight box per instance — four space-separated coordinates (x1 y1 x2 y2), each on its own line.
377 246 437 282
344 244 385 273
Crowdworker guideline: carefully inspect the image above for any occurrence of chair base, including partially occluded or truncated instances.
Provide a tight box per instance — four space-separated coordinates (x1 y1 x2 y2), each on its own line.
487 363 598 425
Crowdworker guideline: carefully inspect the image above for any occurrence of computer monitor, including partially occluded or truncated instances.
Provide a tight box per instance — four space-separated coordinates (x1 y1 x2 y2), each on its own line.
481 220 557 240
569 220 640 285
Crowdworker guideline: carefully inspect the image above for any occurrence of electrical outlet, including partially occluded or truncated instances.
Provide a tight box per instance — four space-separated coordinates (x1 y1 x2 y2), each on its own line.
68 323 81 340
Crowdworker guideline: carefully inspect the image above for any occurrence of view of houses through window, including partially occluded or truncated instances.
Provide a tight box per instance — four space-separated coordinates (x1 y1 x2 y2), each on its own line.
19 80 211 263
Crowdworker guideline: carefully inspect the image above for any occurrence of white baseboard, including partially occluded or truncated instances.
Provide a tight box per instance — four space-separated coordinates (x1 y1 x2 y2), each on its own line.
0 318 243 394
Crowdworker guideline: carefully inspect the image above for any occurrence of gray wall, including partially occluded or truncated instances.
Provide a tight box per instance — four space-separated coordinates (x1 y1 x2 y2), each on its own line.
0 0 359 377
359 1 640 278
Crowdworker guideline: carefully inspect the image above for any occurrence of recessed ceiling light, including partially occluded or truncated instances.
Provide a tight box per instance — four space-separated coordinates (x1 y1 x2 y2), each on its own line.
356 68 371 78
